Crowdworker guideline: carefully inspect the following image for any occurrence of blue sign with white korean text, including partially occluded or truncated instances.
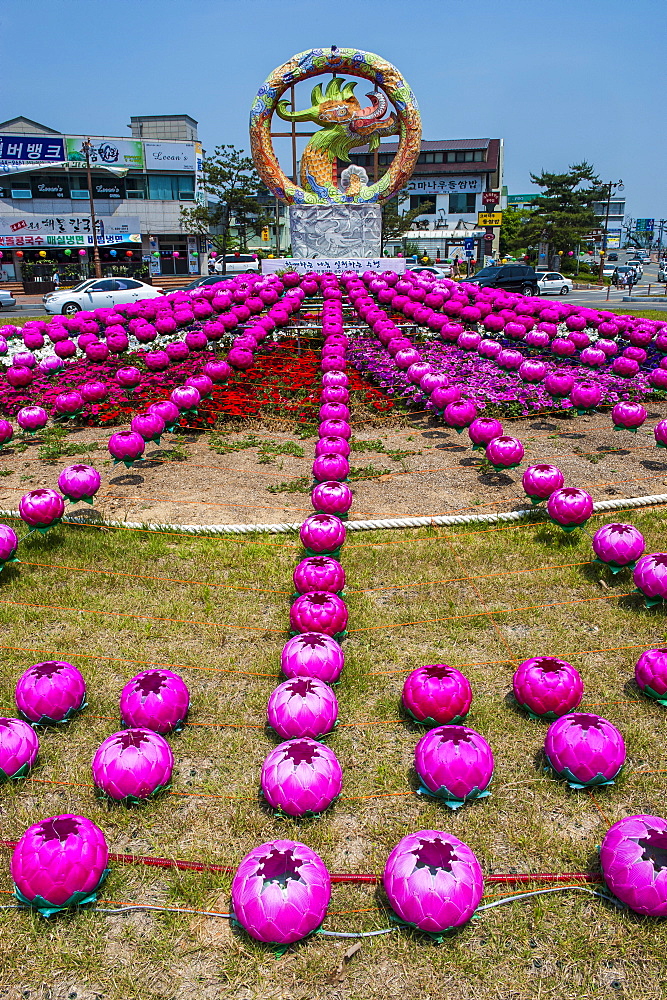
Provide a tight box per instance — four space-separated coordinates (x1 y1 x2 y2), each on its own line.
463 238 474 251
0 135 65 164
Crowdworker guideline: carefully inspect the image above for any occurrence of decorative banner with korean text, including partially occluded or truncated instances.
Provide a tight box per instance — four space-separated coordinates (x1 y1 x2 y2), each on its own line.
0 135 66 175
261 258 406 275
406 175 482 195
66 136 144 170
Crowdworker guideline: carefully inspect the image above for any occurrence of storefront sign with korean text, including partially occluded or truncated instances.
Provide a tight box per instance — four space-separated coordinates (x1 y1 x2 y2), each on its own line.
143 141 196 171
477 211 503 227
407 176 481 194
262 258 406 275
0 135 66 175
0 232 140 248
0 215 140 236
66 136 144 170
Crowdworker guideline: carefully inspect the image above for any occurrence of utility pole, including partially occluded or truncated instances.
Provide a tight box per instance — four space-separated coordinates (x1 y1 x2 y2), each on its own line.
81 138 102 278
598 178 623 282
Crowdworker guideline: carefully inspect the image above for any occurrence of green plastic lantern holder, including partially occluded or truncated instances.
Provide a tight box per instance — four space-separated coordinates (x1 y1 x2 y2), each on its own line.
113 455 145 469
548 517 587 533
417 782 491 811
545 763 622 790
27 518 62 536
387 910 459 944
0 555 20 573
633 587 666 609
0 760 32 782
21 700 87 727
518 702 563 722
303 546 342 560
613 425 638 433
640 684 667 707
54 410 84 422
268 793 341 822
526 494 547 505
490 461 521 472
65 495 94 506
657 441 667 449
14 869 110 917
94 780 171 807
405 708 467 729
592 556 635 575
288 628 347 641
312 510 349 521
575 407 597 416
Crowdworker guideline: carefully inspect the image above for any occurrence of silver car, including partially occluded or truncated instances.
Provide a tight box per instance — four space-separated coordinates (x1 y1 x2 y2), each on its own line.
658 261 667 282
0 289 17 310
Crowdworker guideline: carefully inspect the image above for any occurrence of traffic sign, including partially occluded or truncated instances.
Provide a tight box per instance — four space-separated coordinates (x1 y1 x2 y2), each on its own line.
481 191 500 205
483 232 494 242
464 250 474 258
478 212 503 227
463 237 474 251
636 219 655 232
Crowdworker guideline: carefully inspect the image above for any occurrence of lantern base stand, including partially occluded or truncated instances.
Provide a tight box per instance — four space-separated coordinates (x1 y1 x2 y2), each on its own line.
289 203 381 258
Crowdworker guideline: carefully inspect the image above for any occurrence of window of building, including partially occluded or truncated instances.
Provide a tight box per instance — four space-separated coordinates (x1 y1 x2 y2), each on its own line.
10 179 32 199
474 150 486 161
69 175 89 200
410 195 436 214
148 174 195 200
31 175 69 198
449 193 476 214
125 176 147 199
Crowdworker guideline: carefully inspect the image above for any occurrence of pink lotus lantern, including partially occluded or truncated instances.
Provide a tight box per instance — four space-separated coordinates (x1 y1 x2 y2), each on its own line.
414 725 494 807
402 664 472 726
612 356 639 378
261 738 342 816
170 385 201 412
203 359 232 383
299 513 346 554
570 381 602 413
311 480 353 517
144 350 170 371
267 677 339 739
320 385 350 405
290 592 348 637
547 487 593 530
119 668 190 733
231 840 331 944
544 372 575 398
0 419 13 447
293 556 345 595
57 464 101 505
315 435 350 458
17 406 48 435
54 391 84 417
635 648 667 705
611 401 647 432
600 814 667 915
383 830 483 935
512 656 583 719
485 435 524 470
15 660 86 725
19 489 65 532
108 430 145 468
430 385 461 410
11 814 109 915
633 553 667 606
443 399 477 433
518 360 548 383
468 417 503 451
6 366 34 389
91 728 174 802
522 464 565 504
322 371 349 388
0 523 19 571
312 453 349 483
148 400 180 430
281 632 344 683
0 717 39 780
319 402 350 423
115 366 142 391
592 522 645 572
319 418 351 440
544 712 626 788
80 381 108 403
131 412 165 444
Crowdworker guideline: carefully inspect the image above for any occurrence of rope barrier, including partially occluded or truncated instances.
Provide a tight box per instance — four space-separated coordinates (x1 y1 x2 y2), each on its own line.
2 490 664 537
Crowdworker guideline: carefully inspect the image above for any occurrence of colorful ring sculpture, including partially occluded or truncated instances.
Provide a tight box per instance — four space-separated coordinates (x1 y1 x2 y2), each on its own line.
249 46 421 205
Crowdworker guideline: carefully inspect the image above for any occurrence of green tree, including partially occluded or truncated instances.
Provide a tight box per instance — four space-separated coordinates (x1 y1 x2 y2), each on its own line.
520 161 605 253
381 193 434 255
180 145 268 272
499 206 530 256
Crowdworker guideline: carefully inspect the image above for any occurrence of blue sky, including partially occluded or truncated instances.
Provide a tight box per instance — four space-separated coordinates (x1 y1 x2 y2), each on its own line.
4 0 665 221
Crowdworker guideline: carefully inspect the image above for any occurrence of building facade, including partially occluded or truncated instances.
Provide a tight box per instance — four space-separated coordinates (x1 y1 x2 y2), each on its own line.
0 115 205 282
348 137 504 259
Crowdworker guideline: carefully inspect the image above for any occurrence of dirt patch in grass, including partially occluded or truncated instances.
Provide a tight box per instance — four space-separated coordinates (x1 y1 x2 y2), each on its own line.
0 510 666 996
1 405 666 527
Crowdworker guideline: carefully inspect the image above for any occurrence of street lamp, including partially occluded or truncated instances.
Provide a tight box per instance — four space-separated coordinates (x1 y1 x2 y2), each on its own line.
598 179 624 282
81 138 102 278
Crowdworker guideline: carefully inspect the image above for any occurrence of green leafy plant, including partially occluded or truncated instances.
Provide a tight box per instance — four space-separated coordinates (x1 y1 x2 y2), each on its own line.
258 440 304 464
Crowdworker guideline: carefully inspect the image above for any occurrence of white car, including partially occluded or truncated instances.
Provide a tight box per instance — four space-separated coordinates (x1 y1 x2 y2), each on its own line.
43 278 164 316
0 289 17 310
536 271 573 295
625 260 644 277
406 265 453 278
214 253 260 274
658 261 667 282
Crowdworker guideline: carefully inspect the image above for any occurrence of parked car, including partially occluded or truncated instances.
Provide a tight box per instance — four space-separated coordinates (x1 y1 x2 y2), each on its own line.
406 265 453 278
658 261 667 282
0 289 17 310
43 278 164 316
607 252 618 261
536 271 573 295
465 263 540 296
602 262 617 278
214 254 260 274
177 274 237 291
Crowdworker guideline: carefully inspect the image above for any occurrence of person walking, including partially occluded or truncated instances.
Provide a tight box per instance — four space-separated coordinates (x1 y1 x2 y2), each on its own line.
626 267 636 295
52 270 60 290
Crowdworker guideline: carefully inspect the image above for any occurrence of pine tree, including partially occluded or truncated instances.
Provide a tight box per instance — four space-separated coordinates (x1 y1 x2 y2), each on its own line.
520 162 605 252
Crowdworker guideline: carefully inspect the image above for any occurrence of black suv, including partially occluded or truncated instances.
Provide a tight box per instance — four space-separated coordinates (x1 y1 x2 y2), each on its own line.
466 264 540 296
